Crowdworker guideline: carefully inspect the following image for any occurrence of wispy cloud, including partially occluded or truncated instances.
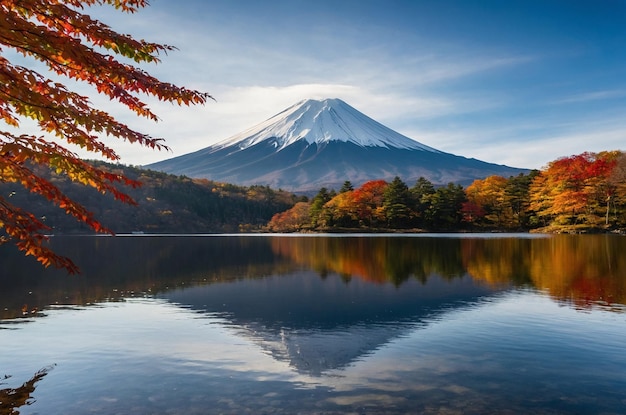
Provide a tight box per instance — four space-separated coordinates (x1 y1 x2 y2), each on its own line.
391 54 536 87
551 89 626 104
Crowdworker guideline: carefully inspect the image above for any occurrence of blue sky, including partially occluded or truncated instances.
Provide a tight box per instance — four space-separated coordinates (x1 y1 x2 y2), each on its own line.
88 0 625 169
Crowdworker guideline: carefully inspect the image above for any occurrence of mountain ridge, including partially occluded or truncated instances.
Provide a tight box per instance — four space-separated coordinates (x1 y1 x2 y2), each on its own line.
147 98 527 192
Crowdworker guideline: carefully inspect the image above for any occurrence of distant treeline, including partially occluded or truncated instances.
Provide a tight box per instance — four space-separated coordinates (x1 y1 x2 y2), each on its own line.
3 151 625 236
268 150 626 233
1 161 303 234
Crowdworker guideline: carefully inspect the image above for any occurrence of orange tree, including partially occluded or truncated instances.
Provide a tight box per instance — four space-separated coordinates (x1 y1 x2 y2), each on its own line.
267 201 311 232
350 180 388 227
529 151 621 228
0 0 211 272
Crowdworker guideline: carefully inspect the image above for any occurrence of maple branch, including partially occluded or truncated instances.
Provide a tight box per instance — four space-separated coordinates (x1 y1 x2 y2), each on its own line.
0 0 212 272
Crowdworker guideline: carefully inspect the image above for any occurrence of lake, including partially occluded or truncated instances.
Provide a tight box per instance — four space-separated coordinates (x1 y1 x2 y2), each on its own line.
1 234 625 414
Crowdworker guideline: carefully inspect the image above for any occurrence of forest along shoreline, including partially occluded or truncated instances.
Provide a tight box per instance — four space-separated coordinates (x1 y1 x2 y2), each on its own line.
2 150 625 236
268 151 626 235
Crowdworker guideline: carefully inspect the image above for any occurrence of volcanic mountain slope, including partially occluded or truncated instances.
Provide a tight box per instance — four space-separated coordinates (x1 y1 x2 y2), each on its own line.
147 98 526 192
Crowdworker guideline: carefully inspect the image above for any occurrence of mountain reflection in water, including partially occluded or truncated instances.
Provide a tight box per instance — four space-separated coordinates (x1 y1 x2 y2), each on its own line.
163 270 492 376
1 234 625 414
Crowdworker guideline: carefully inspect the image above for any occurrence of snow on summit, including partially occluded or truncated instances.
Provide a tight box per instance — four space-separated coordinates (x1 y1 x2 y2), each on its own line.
216 98 440 152
147 97 526 190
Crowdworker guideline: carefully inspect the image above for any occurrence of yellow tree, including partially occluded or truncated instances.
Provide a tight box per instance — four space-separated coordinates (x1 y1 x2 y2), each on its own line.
323 190 358 228
465 175 510 227
0 0 211 272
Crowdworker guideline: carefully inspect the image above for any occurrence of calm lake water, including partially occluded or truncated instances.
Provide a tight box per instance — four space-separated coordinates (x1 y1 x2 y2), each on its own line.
1 234 625 414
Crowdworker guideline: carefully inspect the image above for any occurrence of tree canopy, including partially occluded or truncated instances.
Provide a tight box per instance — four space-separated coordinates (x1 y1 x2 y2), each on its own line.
0 0 211 272
529 151 624 229
268 150 626 233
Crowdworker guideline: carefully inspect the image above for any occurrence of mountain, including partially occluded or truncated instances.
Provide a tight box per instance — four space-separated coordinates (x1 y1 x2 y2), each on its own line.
147 98 526 192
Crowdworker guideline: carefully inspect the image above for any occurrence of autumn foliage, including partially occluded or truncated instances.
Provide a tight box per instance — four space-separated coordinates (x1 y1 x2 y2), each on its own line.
268 177 468 232
0 0 211 271
460 151 626 231
529 151 623 228
268 150 626 233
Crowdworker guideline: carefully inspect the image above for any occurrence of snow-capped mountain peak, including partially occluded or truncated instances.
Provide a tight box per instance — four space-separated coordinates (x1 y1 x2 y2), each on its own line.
147 97 526 192
216 98 439 152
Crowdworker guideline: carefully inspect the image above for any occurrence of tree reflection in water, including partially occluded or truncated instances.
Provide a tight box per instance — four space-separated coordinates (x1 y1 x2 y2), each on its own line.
0 234 624 320
0 365 54 415
271 235 626 311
